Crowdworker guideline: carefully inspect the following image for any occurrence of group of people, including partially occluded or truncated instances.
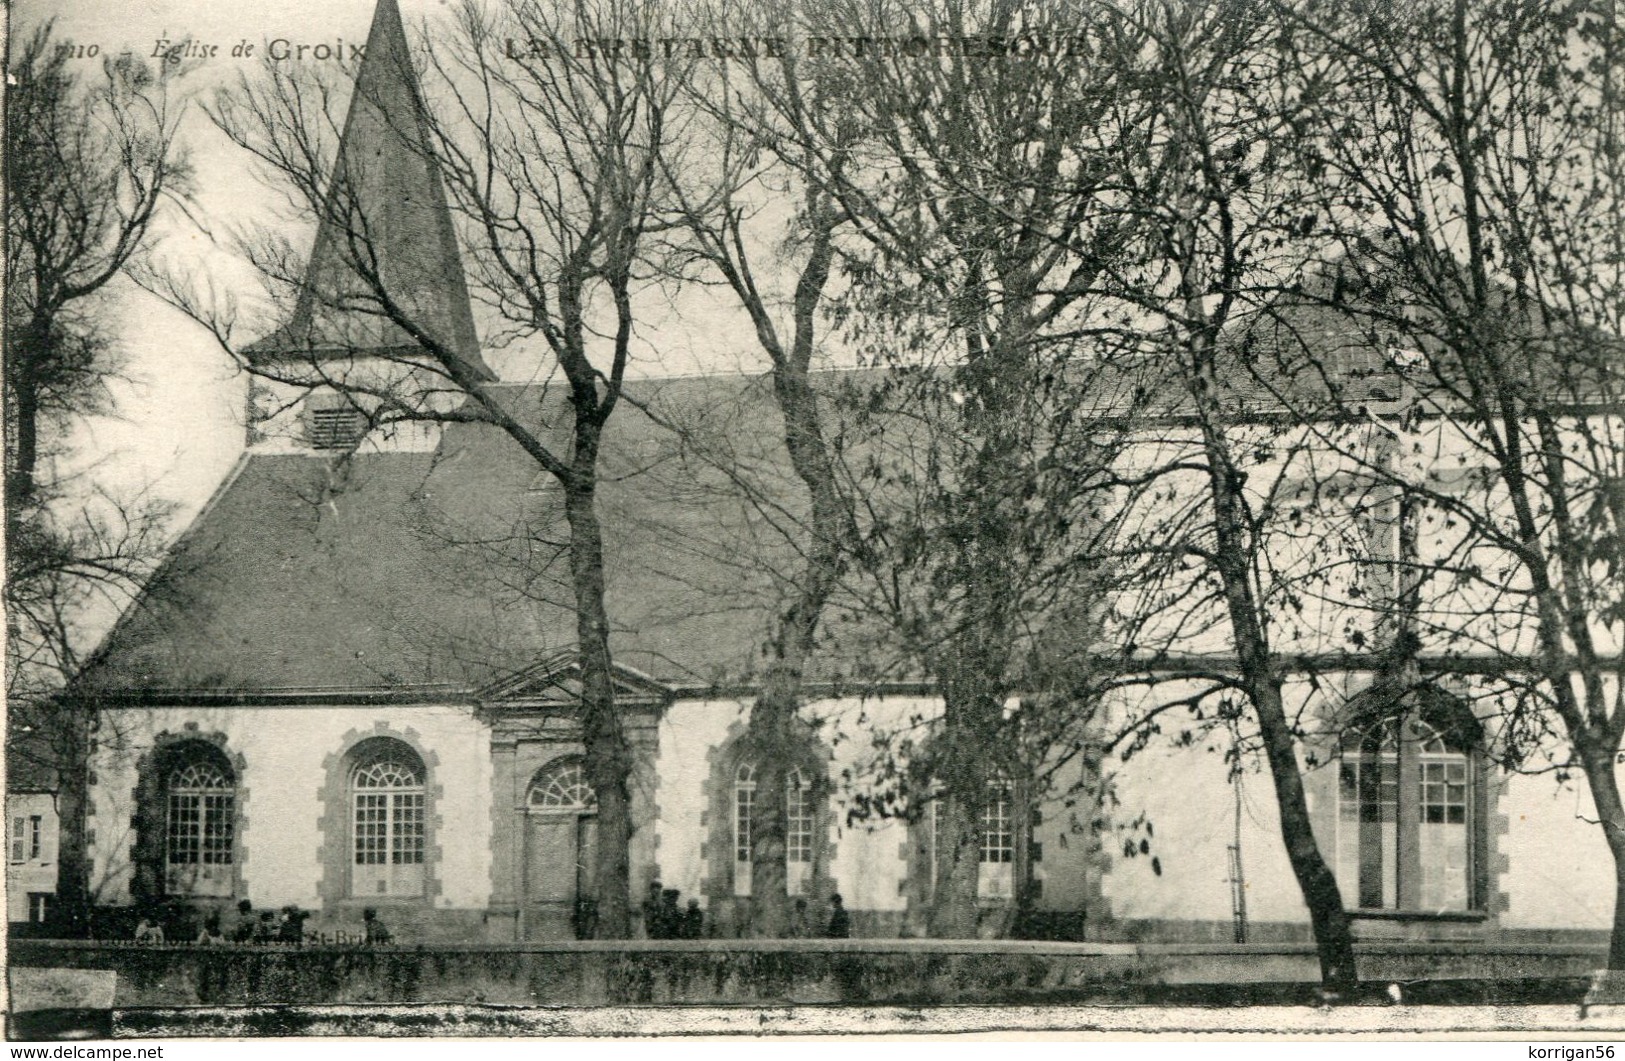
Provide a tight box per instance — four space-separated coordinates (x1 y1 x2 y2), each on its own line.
132 890 854 944
791 894 850 939
217 900 312 944
639 883 851 939
640 882 706 939
131 901 390 945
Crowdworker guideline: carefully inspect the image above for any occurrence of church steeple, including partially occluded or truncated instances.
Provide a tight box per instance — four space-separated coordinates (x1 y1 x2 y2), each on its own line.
247 0 491 380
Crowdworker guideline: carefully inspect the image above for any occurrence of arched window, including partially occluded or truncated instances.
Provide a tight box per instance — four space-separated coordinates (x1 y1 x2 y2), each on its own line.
1335 716 1476 912
350 740 426 898
529 759 595 810
164 749 236 897
732 762 817 898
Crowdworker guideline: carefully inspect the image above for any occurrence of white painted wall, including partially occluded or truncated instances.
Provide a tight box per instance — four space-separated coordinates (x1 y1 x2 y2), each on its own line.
1499 772 1617 932
90 704 493 911
655 695 935 911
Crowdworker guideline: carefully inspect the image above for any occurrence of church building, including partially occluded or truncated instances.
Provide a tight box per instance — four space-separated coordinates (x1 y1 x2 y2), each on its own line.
69 0 1619 947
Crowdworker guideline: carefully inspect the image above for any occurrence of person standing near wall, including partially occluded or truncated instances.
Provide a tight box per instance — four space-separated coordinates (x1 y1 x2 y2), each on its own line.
825 894 849 939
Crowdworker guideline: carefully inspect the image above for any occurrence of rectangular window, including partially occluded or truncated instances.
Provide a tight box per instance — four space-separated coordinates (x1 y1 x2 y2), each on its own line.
200 797 232 864
355 793 390 866
353 790 425 897
786 785 813 864
166 793 202 865
391 792 425 865
28 815 41 861
28 893 49 923
927 798 940 897
1419 758 1471 911
786 781 813 898
733 782 755 897
978 783 1016 901
10 816 25 864
167 793 234 866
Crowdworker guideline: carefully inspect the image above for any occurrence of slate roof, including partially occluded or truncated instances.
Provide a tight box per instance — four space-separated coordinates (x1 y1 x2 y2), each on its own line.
79 373 904 697
87 0 1617 700
82 301 1617 699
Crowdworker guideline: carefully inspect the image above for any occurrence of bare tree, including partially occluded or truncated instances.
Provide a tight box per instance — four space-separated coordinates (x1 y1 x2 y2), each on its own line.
5 25 192 934
1267 0 1625 968
1092 0 1360 991
650 50 852 934
676 0 1166 938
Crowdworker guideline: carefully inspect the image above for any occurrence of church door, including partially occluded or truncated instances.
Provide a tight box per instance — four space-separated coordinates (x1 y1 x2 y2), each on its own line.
522 759 598 940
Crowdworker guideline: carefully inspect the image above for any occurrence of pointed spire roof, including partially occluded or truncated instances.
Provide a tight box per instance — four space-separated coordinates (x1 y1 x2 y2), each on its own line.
247 0 491 379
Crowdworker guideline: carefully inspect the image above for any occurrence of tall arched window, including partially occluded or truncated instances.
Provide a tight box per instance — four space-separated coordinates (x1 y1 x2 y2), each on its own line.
164 749 236 898
350 740 426 898
733 762 817 898
1335 716 1476 912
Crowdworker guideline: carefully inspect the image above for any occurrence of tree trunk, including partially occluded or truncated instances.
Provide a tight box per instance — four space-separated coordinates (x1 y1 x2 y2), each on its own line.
928 667 1000 938
4 317 45 522
1576 737 1625 970
745 248 842 936
563 475 632 939
745 679 792 937
1251 674 1359 990
51 702 94 938
928 789 982 938
1200 419 1358 992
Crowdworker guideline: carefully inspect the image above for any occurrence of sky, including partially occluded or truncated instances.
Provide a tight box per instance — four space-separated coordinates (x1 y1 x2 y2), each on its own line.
15 0 775 548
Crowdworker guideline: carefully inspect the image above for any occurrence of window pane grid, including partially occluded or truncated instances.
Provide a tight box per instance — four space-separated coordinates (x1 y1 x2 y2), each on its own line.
355 792 390 865
166 760 235 869
1421 759 1468 825
530 761 595 809
201 794 234 863
787 772 813 864
166 794 202 865
351 755 425 886
734 783 755 863
980 784 1014 864
392 792 425 864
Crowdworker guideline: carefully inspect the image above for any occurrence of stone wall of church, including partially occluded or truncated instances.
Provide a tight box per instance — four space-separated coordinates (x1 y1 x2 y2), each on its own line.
88 704 493 941
654 694 1100 938
1096 674 1623 944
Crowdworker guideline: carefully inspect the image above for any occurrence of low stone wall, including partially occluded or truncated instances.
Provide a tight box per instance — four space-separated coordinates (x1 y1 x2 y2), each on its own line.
8 939 1606 1010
